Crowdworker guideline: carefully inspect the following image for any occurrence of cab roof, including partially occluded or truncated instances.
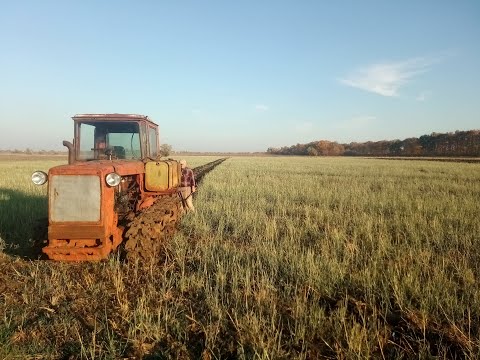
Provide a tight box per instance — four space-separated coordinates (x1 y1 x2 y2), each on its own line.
72 114 158 126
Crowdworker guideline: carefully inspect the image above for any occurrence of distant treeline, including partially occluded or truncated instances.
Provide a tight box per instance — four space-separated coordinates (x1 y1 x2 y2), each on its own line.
0 149 66 155
267 130 480 157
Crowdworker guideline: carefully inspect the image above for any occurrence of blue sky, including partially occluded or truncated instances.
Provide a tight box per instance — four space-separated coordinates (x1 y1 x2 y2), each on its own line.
0 1 479 152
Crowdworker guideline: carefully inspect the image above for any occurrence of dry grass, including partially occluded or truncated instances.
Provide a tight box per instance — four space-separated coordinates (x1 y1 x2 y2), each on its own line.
0 156 479 359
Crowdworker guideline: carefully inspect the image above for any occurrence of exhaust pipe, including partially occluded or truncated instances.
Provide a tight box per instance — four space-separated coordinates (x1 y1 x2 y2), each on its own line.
63 140 75 164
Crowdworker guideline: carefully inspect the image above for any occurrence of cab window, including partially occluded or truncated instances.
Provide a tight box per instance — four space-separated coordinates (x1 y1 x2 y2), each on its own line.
148 127 158 157
77 121 141 160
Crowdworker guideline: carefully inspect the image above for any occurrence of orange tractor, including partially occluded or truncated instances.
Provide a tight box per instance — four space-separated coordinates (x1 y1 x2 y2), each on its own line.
32 114 183 261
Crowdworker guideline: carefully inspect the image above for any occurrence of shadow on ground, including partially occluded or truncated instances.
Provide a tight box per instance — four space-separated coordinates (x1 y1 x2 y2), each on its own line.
0 188 48 260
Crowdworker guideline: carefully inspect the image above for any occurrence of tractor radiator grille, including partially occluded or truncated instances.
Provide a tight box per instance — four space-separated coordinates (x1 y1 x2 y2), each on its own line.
50 175 101 222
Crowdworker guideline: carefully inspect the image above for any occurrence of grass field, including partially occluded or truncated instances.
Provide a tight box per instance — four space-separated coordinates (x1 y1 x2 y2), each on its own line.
0 156 479 359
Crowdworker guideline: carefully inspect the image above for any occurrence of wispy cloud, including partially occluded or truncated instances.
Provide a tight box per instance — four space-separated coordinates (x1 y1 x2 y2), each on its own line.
255 104 269 111
339 57 439 97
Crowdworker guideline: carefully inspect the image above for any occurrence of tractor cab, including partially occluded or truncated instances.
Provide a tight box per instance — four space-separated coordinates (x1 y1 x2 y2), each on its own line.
65 114 159 164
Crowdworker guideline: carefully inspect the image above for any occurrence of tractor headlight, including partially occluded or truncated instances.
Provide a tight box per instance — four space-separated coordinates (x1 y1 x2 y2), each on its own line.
31 171 48 185
106 172 121 187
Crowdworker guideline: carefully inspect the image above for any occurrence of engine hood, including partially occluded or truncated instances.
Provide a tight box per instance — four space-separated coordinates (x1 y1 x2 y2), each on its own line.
48 160 145 177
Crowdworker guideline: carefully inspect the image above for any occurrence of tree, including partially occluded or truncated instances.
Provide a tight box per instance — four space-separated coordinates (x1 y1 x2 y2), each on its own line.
159 144 172 157
306 146 318 156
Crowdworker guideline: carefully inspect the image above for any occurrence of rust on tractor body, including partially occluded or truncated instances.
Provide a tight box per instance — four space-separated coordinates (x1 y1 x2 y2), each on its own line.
41 114 181 261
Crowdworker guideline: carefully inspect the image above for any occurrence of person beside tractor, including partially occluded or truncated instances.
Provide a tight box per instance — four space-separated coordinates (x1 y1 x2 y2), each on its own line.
179 159 196 212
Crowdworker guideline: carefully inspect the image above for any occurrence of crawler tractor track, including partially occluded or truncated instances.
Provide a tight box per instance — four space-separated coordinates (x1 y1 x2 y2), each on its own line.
123 158 227 261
